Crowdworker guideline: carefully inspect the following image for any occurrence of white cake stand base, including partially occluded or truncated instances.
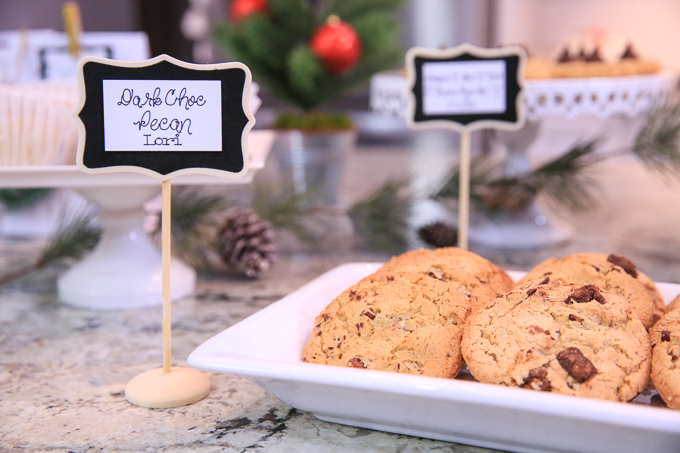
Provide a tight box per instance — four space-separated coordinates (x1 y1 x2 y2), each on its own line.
57 185 195 310
468 201 574 249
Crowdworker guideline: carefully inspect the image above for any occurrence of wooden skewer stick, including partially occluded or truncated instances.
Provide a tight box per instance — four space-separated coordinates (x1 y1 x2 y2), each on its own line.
458 130 471 250
162 179 172 374
125 178 210 408
62 1 82 58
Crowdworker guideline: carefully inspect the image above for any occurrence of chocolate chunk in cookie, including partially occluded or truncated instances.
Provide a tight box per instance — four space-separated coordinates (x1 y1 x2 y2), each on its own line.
557 347 598 383
607 253 638 278
522 363 552 391
566 284 606 304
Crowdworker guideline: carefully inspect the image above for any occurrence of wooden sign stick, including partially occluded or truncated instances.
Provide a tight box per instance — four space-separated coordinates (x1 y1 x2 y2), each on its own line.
124 178 211 408
162 179 172 374
458 131 471 250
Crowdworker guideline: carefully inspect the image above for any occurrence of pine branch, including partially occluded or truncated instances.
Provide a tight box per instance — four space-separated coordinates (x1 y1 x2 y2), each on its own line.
153 187 229 268
528 140 602 212
286 44 326 109
348 178 413 252
431 141 603 215
268 0 316 34
326 0 405 22
431 158 503 212
252 180 316 242
0 188 52 211
0 207 101 285
633 99 680 175
212 0 404 111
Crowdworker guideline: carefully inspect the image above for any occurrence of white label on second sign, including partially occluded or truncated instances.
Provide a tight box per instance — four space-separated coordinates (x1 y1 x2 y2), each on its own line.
422 60 506 115
102 79 222 151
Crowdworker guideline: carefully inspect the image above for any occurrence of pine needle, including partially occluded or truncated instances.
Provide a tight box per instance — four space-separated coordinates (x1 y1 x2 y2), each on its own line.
431 140 602 215
528 140 602 212
213 0 404 111
252 180 316 243
633 99 680 175
348 178 413 252
155 187 229 268
431 158 504 212
0 188 52 211
0 207 101 285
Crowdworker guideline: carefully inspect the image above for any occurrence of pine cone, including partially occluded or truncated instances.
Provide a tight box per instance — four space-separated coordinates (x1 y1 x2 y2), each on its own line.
217 208 277 278
418 221 458 248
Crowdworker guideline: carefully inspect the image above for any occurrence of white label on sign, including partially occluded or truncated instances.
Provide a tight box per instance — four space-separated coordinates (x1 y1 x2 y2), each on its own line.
422 60 506 115
102 79 222 151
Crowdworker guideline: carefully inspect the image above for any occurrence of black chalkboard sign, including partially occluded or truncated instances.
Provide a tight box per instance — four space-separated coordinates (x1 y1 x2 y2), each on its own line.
75 54 254 180
406 44 525 132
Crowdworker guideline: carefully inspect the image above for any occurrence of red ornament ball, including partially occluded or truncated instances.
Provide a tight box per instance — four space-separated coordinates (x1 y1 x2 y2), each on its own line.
230 0 267 22
310 16 361 75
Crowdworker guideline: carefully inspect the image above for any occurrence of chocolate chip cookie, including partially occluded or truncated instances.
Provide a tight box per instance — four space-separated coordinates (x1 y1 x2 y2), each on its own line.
379 247 514 298
375 259 497 315
667 294 680 314
650 310 680 410
302 271 470 378
462 278 651 402
516 253 658 329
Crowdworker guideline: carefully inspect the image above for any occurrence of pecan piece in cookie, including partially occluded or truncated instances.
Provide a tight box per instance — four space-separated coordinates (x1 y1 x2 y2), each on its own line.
348 357 366 368
362 309 376 320
557 347 597 383
427 266 444 280
521 363 551 391
566 284 606 305
607 253 638 278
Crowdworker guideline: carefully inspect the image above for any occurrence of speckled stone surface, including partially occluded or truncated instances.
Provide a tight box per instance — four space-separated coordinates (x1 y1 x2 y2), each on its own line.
0 241 492 452
3 140 680 452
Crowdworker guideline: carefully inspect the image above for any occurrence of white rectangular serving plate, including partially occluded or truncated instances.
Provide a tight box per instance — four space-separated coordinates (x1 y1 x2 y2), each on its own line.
188 263 680 453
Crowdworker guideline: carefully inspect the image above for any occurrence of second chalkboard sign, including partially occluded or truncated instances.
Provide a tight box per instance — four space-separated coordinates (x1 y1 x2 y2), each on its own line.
406 43 525 132
76 54 254 180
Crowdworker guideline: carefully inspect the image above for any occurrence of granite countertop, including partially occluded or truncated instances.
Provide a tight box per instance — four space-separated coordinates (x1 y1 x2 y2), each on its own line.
2 248 500 453
3 135 680 452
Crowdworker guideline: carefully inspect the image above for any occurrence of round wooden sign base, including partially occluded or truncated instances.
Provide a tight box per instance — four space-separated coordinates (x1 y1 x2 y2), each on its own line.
125 367 211 408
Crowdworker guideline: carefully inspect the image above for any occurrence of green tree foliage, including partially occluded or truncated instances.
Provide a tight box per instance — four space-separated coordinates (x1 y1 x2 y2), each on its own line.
214 0 404 111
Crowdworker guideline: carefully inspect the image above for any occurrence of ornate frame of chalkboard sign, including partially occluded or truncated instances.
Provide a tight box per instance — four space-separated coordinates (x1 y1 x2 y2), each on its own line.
406 43 526 132
75 54 255 180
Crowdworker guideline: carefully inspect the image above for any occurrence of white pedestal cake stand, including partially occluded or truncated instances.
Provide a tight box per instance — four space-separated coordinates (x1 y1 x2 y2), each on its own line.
0 130 274 310
370 70 678 248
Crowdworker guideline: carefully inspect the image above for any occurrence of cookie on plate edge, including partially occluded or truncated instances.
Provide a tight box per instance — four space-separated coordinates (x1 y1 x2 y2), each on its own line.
302 270 470 379
516 253 660 329
462 278 651 402
650 310 680 410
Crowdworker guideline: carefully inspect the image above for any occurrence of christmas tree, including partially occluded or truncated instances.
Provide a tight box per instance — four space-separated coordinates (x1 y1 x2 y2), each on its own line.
213 0 404 119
